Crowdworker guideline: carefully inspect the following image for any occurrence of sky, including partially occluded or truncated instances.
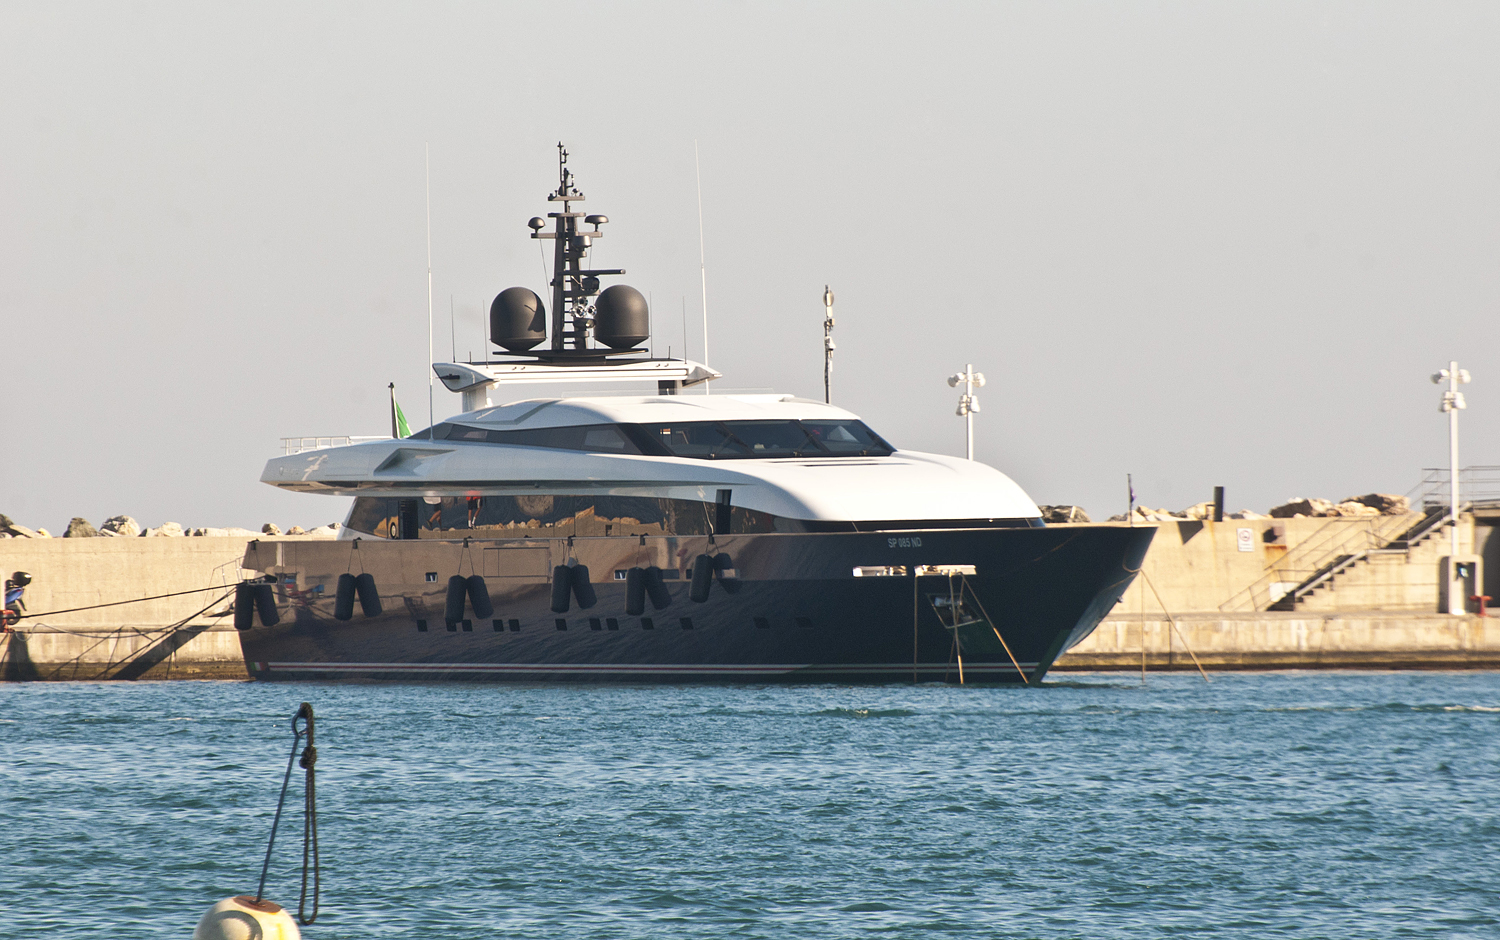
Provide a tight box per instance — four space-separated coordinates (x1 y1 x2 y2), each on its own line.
2 2 1498 532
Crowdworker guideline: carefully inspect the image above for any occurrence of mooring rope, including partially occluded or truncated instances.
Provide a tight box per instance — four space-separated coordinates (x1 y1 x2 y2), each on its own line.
958 575 1029 685
256 703 320 924
1133 567 1210 683
15 584 234 621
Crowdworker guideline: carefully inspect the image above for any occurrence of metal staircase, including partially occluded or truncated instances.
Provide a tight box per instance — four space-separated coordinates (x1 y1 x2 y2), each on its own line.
1264 506 1454 610
1214 468 1500 614
1218 505 1439 612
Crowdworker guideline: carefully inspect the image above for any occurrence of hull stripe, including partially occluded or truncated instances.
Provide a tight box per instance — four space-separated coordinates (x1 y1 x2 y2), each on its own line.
262 661 1038 675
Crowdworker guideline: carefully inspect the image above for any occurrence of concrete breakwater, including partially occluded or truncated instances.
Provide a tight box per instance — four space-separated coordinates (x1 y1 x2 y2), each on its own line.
0 536 261 680
3 512 1499 680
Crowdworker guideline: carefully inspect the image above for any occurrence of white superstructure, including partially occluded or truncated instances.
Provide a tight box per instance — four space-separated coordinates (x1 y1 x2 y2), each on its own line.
262 389 1041 531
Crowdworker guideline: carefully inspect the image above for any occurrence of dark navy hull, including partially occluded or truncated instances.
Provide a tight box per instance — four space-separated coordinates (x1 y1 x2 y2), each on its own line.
236 525 1154 683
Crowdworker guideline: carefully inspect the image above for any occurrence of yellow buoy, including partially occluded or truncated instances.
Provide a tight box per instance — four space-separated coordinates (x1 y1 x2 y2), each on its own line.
193 895 302 940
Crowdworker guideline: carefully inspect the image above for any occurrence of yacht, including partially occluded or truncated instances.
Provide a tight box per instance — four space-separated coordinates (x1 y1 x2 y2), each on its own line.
235 150 1153 683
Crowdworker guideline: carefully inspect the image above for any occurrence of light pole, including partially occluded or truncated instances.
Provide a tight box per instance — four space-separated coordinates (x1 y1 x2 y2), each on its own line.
948 364 985 460
822 286 835 404
1432 360 1472 614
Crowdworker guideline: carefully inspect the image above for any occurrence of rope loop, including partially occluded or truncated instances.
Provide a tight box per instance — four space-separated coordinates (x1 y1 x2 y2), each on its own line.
256 702 320 924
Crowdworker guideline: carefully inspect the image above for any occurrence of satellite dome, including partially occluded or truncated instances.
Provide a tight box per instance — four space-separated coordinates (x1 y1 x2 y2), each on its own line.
490 287 547 352
593 285 649 350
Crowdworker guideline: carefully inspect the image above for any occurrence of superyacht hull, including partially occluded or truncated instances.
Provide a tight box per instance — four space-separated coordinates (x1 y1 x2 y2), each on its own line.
236 524 1154 684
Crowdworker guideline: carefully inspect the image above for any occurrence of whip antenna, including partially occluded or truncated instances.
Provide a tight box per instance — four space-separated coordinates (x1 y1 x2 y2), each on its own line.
426 143 435 439
695 140 710 394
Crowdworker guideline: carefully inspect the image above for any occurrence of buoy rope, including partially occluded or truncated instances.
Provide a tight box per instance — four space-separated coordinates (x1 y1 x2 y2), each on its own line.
298 706 320 925
256 703 320 924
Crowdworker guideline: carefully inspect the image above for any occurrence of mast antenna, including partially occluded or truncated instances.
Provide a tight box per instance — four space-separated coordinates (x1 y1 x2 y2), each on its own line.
695 140 710 394
426 143 434 440
822 286 835 404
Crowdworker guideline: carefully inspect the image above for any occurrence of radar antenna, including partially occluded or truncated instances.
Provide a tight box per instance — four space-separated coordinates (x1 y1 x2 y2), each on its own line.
529 142 624 354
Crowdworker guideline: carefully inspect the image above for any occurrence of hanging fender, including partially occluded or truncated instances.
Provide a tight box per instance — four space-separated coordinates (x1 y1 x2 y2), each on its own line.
354 573 382 618
571 564 598 610
643 566 671 610
333 573 357 621
551 566 573 613
625 567 647 616
466 574 493 620
234 583 256 631
444 575 468 624
253 583 280 627
689 553 715 603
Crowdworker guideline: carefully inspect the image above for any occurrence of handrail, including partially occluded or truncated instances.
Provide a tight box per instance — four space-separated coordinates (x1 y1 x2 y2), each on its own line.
281 436 389 456
1417 466 1500 509
1218 508 1433 613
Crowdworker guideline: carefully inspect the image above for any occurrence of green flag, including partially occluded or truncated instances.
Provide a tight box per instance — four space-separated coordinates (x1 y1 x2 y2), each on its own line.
389 383 413 438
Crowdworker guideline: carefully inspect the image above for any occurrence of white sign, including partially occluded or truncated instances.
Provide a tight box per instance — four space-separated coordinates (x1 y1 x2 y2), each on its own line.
1236 527 1255 552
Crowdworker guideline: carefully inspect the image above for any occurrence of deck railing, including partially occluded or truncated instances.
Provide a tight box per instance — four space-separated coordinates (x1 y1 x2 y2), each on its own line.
280 436 389 455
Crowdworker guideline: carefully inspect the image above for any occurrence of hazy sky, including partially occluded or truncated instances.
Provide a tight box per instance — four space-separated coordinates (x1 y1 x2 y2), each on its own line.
3 2 1497 531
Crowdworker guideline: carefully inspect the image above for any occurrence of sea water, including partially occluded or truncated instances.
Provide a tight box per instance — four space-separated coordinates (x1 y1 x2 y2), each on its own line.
2 672 1497 939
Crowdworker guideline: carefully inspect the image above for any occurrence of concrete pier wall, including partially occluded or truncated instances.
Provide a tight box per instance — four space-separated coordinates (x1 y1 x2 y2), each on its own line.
1056 612 1500 670
1102 514 1481 616
2 523 1497 680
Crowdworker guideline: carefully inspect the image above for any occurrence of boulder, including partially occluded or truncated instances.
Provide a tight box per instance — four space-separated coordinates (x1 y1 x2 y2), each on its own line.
1107 507 1178 523
144 522 185 537
285 526 307 536
1039 505 1091 524
1335 500 1380 518
1269 498 1337 519
100 515 141 537
35 528 52 537
1180 501 1215 521
262 523 282 536
1 520 42 538
64 517 100 538
1344 493 1410 515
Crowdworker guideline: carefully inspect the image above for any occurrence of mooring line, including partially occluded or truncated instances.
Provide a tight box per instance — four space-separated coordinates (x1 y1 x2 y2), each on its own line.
958 576 1028 685
1139 569 1209 683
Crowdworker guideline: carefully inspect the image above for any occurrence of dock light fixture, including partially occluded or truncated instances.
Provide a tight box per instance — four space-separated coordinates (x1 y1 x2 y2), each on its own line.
948 364 985 460
1433 360 1473 614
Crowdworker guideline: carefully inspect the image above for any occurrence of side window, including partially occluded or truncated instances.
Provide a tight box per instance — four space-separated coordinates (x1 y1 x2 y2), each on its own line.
346 497 398 538
581 426 631 451
400 494 787 538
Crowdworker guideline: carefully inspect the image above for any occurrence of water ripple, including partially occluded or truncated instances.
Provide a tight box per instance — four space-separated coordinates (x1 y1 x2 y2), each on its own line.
2 672 1499 938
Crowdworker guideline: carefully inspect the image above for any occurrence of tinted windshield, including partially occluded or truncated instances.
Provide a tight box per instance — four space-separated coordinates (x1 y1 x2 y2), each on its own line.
637 420 893 459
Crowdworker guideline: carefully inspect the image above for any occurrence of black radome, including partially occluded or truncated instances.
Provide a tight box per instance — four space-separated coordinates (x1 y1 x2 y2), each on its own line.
490 287 548 352
593 284 650 350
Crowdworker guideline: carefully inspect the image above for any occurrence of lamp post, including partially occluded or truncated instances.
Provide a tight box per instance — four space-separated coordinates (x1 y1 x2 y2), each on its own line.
1432 360 1472 614
948 364 985 461
822 286 835 404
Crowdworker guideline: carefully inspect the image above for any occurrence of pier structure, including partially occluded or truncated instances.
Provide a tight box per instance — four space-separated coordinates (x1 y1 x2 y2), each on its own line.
2 503 1499 679
1056 501 1500 671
